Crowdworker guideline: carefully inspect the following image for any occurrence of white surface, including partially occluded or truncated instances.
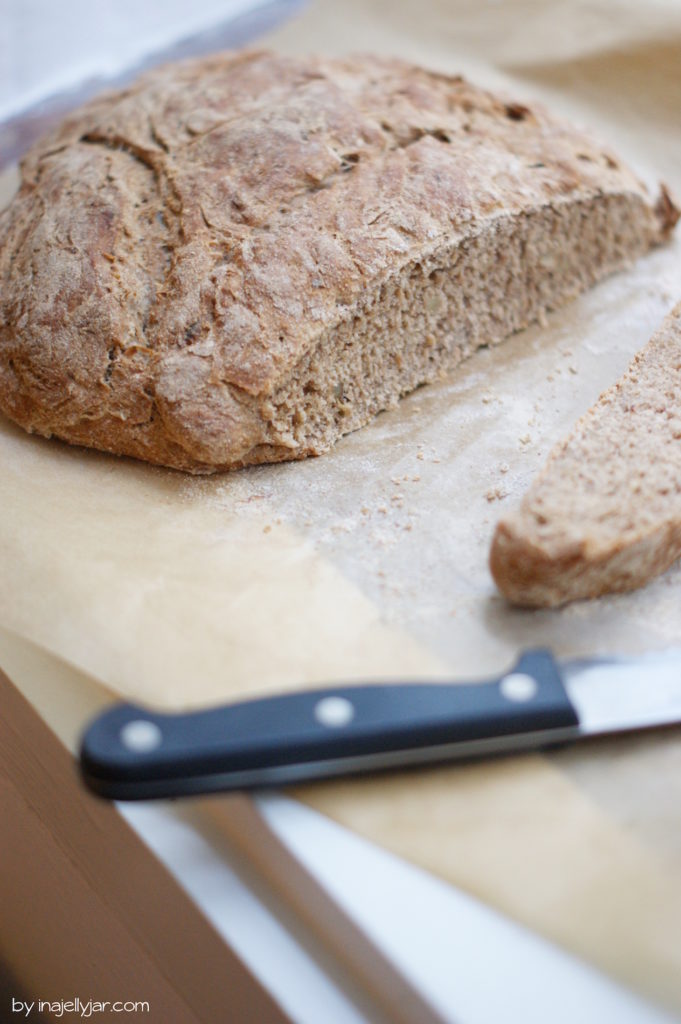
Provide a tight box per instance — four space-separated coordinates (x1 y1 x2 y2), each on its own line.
119 800 369 1024
259 796 675 1024
122 794 675 1024
0 0 267 122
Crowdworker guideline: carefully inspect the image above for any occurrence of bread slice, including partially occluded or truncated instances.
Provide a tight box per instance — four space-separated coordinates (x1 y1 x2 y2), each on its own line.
490 303 681 606
0 51 677 473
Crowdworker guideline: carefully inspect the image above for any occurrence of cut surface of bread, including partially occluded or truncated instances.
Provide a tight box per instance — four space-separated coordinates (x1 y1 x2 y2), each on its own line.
490 303 681 607
0 50 677 472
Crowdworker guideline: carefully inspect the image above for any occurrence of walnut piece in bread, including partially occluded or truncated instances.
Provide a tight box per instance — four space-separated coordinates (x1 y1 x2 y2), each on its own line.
0 51 677 472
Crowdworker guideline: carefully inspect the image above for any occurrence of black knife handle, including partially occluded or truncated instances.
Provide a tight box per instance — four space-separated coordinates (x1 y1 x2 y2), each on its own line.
80 649 579 799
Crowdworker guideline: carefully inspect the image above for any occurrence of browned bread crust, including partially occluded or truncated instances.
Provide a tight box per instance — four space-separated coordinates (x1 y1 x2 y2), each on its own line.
490 303 681 606
0 50 676 472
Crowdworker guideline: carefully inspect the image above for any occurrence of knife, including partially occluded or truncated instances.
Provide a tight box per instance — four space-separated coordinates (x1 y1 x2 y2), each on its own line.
79 647 681 800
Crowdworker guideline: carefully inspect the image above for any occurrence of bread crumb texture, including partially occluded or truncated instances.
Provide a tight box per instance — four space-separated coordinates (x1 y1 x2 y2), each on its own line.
0 50 677 472
490 303 681 606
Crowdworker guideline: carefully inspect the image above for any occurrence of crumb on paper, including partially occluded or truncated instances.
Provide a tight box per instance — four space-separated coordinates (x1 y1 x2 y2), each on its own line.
412 474 421 482
263 524 272 533
486 484 509 502
519 433 531 446
417 451 425 460
568 365 578 375
499 463 509 474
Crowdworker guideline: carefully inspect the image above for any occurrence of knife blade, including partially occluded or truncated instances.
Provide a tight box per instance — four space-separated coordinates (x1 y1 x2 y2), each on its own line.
79 647 681 800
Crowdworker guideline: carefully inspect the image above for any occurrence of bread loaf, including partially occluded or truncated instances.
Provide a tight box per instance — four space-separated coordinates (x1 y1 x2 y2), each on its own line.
0 50 676 472
490 303 681 606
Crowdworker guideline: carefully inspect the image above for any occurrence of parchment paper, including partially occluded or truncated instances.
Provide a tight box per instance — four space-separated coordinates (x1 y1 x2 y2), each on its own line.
2 0 681 1012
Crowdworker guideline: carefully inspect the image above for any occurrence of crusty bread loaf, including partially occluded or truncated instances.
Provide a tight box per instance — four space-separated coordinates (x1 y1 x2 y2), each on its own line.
490 303 681 606
0 50 677 473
